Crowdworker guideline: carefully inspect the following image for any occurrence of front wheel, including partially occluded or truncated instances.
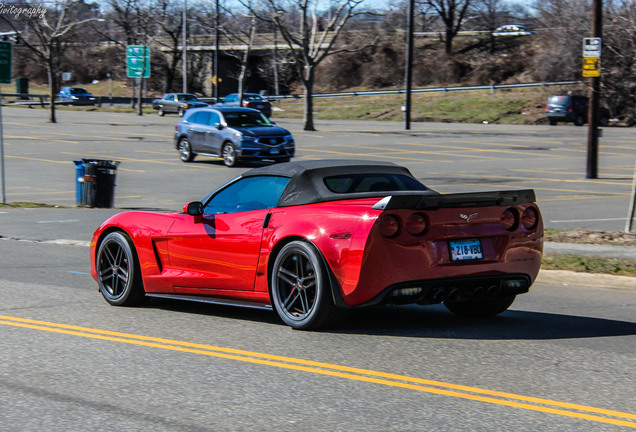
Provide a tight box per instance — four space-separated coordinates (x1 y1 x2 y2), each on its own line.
444 294 516 317
222 143 238 167
271 241 338 330
177 107 185 117
96 231 145 306
157 107 165 116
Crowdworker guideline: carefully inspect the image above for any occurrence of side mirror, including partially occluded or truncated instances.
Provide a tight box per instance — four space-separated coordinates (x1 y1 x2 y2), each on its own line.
215 122 224 130
183 201 204 223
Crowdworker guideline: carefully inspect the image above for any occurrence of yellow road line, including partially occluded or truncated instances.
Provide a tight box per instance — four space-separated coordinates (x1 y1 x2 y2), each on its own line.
0 314 633 428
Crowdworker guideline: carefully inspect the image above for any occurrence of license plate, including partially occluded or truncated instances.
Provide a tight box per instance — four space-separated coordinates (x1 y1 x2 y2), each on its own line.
256 105 264 109
449 239 483 261
270 148 280 154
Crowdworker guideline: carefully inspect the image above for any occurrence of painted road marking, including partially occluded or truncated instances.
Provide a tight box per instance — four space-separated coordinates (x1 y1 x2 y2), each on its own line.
0 314 634 428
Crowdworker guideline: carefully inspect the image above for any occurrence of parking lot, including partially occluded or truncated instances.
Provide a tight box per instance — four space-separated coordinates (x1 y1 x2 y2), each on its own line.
2 106 636 231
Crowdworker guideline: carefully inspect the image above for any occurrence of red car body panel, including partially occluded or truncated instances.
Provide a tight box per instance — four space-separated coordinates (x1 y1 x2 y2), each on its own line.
91 197 542 308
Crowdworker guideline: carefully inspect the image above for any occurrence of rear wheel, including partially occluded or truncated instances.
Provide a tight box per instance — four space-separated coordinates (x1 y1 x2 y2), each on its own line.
271 241 338 330
548 118 557 125
96 231 145 306
575 115 584 126
444 294 516 317
178 138 195 162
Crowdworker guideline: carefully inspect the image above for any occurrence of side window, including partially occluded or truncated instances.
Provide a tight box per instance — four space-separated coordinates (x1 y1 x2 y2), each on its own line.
204 176 290 214
226 94 236 102
208 112 221 126
188 111 202 124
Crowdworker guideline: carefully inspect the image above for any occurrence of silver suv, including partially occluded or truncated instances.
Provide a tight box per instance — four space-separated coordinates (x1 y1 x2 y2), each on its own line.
174 107 295 167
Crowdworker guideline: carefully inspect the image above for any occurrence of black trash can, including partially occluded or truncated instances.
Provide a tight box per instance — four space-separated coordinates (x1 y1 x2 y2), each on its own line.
80 159 120 208
16 77 29 99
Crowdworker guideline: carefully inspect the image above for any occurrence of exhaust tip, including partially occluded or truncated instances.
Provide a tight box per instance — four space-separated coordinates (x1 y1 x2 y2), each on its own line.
486 285 500 299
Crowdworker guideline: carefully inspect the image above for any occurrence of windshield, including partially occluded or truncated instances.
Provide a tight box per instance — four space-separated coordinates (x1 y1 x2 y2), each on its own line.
177 94 199 101
224 111 273 128
70 88 88 94
548 96 570 106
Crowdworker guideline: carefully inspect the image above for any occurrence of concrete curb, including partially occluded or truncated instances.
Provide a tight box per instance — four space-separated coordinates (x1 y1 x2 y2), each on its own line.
536 269 636 291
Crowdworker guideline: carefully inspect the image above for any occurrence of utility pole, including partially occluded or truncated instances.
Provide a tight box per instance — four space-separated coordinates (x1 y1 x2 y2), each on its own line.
214 0 219 101
182 0 187 93
586 0 602 179
404 0 414 130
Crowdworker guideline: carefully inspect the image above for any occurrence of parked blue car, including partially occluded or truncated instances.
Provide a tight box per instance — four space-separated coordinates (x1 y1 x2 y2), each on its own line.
58 87 96 105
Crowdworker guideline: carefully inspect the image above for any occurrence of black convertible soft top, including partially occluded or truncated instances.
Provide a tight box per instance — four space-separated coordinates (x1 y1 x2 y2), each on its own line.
242 159 435 207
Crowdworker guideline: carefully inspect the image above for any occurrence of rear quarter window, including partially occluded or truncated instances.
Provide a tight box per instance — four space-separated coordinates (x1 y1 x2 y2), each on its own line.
324 173 428 193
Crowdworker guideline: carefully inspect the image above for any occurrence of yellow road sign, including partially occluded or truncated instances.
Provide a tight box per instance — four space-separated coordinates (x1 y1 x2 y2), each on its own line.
582 57 600 77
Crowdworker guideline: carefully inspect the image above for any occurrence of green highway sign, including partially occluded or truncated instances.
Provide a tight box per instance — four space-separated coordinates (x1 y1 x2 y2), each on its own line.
0 41 12 84
126 45 150 78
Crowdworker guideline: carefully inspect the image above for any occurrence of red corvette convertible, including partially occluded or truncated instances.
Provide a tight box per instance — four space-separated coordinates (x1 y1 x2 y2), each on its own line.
90 160 543 330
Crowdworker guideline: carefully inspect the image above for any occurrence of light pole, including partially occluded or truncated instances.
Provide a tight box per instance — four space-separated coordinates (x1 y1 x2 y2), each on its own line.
404 0 414 130
214 0 219 101
182 0 187 93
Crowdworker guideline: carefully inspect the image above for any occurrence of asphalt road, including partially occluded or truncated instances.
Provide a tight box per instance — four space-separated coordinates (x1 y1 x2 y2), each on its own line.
2 107 636 231
1 235 635 431
1 108 635 430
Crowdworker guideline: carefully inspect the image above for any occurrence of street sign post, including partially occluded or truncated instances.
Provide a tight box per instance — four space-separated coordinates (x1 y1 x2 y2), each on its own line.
582 37 601 78
126 45 150 78
0 41 11 203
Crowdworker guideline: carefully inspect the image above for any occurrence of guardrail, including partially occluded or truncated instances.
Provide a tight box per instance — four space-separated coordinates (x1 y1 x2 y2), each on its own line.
1 80 582 107
267 81 583 101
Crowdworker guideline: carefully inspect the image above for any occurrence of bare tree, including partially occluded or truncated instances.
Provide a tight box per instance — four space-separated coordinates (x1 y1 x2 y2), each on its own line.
471 0 511 52
1 0 103 123
530 0 589 81
243 0 378 131
603 0 636 122
422 0 472 55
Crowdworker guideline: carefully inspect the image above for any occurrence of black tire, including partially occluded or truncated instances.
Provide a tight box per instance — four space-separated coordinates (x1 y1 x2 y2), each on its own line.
548 118 557 126
96 231 145 306
600 117 609 127
178 107 184 117
575 115 584 126
157 107 165 116
222 143 238 167
444 294 516 317
178 138 195 162
271 241 338 330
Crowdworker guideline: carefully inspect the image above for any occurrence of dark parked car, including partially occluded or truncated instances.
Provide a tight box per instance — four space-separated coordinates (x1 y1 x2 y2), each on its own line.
57 87 96 105
153 93 209 116
215 93 272 117
546 95 609 126
174 107 294 167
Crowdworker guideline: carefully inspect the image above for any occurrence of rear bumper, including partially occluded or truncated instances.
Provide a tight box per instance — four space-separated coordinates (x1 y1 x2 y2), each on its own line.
356 274 531 307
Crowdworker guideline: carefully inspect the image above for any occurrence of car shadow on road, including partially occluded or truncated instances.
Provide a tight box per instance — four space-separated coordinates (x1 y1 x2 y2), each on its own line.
144 298 636 339
335 305 636 340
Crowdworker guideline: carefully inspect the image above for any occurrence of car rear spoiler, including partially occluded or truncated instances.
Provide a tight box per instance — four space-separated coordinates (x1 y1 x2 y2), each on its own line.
372 189 537 211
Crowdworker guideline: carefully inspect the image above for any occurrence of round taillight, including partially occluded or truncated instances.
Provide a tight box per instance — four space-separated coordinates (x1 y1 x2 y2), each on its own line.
501 208 518 231
521 207 538 230
406 212 428 236
379 215 400 238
